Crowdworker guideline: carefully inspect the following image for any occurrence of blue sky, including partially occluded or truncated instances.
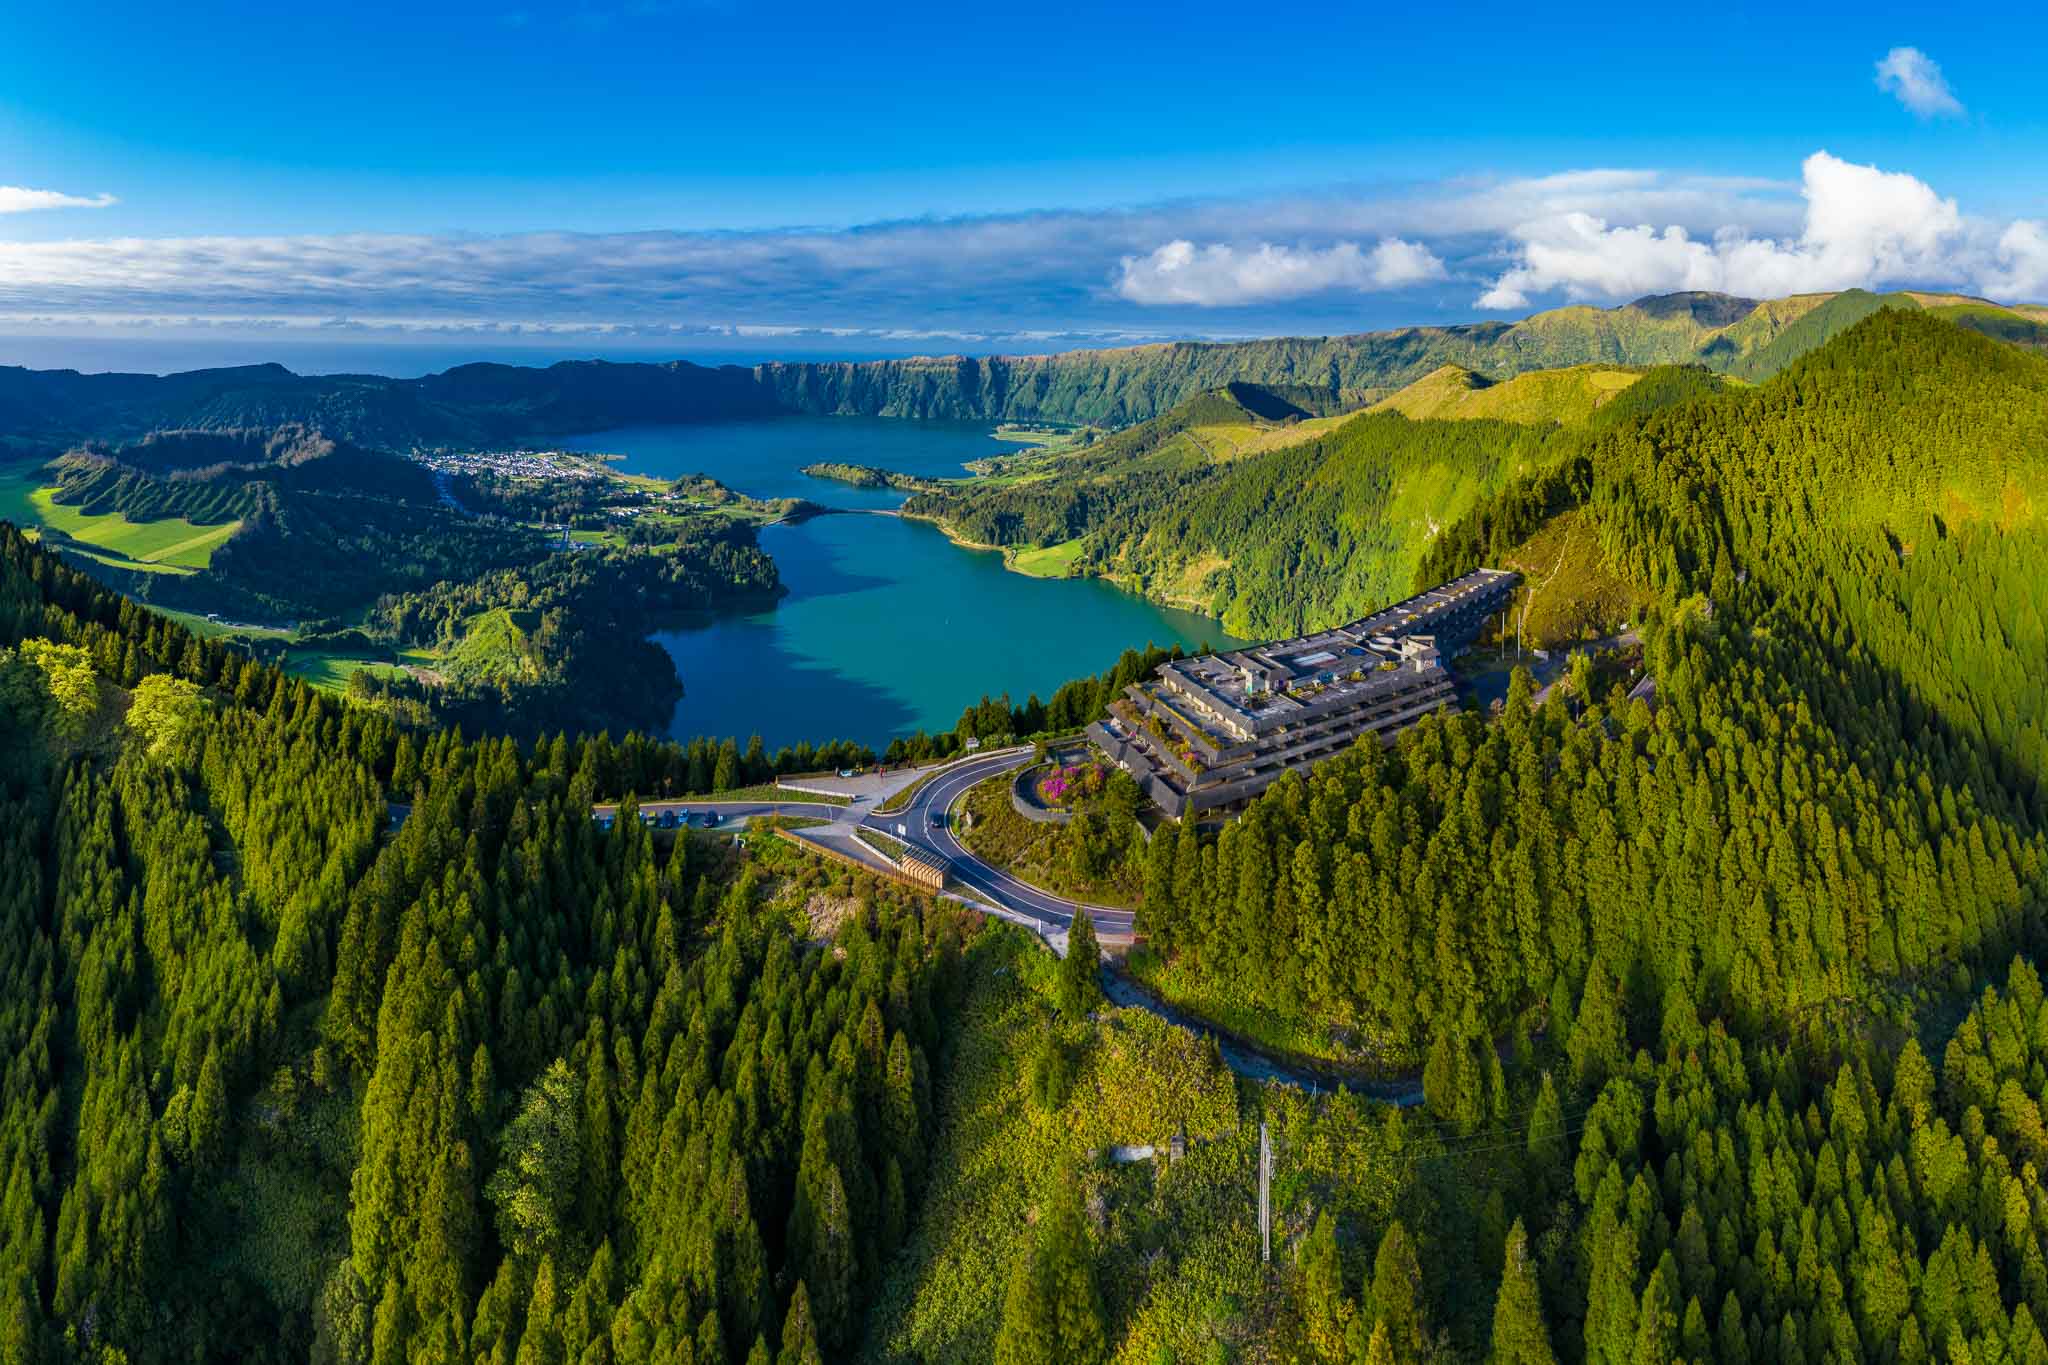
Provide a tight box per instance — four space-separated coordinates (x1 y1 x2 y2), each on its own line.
0 0 2044 368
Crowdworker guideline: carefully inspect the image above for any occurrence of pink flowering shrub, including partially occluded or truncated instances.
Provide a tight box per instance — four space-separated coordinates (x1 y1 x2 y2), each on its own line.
1036 761 1106 807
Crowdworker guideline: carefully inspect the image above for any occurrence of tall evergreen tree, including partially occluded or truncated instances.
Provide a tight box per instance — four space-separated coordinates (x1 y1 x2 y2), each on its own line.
1490 1219 1556 1365
1058 911 1103 1020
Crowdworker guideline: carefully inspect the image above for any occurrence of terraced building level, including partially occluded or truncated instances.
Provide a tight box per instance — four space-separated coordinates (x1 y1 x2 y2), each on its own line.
1089 568 1520 818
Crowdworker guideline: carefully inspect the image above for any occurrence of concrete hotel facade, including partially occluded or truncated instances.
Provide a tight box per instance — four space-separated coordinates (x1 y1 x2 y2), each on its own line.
1089 569 1519 818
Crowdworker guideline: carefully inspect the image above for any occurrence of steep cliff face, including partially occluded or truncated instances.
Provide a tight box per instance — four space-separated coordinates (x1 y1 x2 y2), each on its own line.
752 290 2040 423
745 294 1812 423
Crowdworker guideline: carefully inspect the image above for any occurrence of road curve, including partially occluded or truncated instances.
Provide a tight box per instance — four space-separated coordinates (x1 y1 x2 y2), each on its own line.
593 760 1419 1100
859 748 1136 940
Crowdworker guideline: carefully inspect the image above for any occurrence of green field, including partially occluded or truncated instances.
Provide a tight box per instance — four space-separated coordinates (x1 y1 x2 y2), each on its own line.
148 607 293 641
1370 362 1645 425
0 464 46 533
284 650 409 692
992 423 1089 451
1008 538 1085 578
2 479 241 574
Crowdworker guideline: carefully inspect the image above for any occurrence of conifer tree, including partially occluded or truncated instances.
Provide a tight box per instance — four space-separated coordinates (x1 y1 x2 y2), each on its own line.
1040 1178 1107 1365
1490 1219 1556 1365
1058 911 1103 1020
996 1175 1105 1365
1369 1220 1425 1359
776 1283 822 1365
190 1043 228 1168
1301 1211 1349 1359
995 1235 1055 1365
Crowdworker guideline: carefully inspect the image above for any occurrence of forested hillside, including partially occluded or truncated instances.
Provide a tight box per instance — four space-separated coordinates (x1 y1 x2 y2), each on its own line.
904 366 1731 638
0 526 977 1362
897 305 2048 1365
7 426 788 739
1112 310 2044 1057
45 427 537 620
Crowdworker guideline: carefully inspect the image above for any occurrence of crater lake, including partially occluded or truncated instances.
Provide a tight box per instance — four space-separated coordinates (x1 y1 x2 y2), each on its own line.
562 418 1241 750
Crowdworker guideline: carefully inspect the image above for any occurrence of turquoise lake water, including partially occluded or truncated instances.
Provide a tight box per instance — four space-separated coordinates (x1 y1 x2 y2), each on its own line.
561 418 1241 750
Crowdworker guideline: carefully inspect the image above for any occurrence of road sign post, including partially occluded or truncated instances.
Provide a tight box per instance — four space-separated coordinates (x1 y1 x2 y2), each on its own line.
1258 1121 1271 1266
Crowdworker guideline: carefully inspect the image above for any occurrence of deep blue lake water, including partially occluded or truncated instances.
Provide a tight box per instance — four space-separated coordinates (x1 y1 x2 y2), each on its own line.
561 418 1241 750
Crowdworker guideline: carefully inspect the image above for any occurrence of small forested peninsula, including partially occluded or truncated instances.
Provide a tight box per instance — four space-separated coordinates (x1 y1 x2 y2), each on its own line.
0 305 2042 1365
796 462 949 493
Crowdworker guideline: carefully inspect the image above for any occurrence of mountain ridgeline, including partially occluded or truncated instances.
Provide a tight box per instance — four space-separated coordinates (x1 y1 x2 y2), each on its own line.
4 290 2044 454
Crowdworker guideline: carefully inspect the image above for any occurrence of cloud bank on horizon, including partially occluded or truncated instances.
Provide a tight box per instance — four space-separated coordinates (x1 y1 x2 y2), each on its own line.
1 124 2043 347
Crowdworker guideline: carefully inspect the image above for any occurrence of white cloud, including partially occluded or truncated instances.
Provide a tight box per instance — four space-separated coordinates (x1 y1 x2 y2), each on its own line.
1983 220 2048 299
1477 151 1992 308
1876 47 1964 118
0 186 117 214
1114 238 1446 306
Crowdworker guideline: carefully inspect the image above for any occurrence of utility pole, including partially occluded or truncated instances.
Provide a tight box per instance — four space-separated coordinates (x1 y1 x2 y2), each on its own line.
1258 1121 1272 1265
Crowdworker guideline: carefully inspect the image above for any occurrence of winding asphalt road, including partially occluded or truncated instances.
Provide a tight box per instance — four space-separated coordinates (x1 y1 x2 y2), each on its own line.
854 750 1423 1101
591 756 1418 1099
858 747 1138 943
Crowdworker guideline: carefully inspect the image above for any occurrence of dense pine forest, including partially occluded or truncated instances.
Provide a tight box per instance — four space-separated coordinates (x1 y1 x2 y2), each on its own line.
0 527 974 1361
1091 310 2048 1361
0 306 2041 1364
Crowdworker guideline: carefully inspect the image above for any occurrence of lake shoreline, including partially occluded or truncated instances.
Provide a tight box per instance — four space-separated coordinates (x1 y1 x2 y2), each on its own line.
564 417 1239 750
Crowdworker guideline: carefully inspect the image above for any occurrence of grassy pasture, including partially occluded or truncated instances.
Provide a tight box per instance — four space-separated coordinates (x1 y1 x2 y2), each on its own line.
22 485 240 570
1009 538 1085 578
284 650 409 692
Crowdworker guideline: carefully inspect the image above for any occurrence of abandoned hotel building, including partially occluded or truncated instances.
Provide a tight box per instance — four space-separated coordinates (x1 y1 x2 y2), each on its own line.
1089 568 1520 818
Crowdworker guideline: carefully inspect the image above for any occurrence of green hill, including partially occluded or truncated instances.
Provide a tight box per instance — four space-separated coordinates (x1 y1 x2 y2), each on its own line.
1424 306 2048 782
908 364 1728 636
1368 362 1647 425
28 426 531 620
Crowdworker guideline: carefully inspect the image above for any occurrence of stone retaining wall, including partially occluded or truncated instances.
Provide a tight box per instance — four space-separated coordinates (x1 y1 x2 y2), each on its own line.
1009 762 1074 825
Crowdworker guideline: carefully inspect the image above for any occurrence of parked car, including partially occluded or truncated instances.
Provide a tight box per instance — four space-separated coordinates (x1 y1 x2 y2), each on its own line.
658 810 677 829
703 810 720 827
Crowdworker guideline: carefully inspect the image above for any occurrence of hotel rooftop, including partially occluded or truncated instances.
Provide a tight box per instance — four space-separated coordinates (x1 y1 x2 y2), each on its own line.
1090 568 1518 818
